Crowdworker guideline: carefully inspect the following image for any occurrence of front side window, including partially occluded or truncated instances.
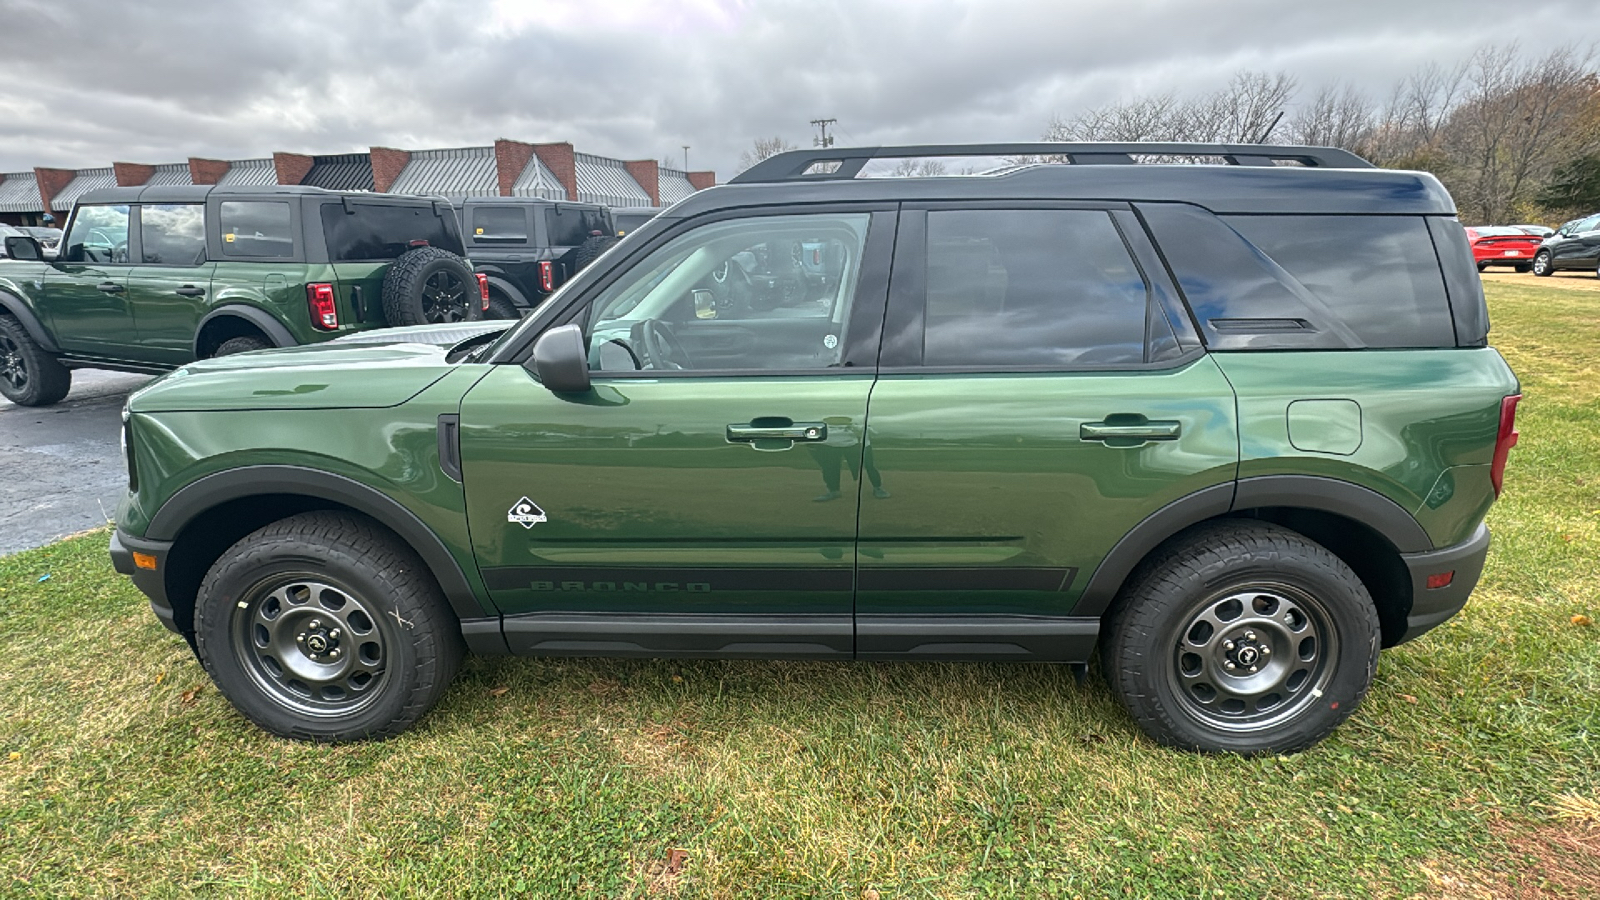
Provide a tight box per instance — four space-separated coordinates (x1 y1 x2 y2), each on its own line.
63 204 130 263
583 213 870 372
220 201 294 258
921 209 1150 367
139 204 206 265
471 206 528 241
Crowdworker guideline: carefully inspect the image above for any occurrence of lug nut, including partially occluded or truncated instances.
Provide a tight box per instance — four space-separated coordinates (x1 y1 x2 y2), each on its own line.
1244 631 1257 642
1224 661 1236 671
329 629 341 640
1248 665 1259 673
1260 646 1271 656
309 619 322 630
1224 640 1235 651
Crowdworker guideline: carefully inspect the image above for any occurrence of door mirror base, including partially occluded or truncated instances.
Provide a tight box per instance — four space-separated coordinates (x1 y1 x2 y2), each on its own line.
528 323 592 393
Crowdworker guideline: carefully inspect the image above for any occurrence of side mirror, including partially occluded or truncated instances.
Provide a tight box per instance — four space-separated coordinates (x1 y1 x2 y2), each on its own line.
528 323 591 393
693 288 718 319
3 235 42 261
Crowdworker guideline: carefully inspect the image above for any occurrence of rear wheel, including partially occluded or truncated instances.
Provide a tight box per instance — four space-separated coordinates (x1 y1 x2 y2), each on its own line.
485 292 521 320
0 314 70 407
1476 261 1490 272
213 335 270 357
1532 250 1553 276
194 511 464 741
1514 263 1532 273
1103 521 1380 755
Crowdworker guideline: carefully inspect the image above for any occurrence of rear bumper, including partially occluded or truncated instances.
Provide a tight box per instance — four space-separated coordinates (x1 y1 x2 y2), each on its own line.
1396 522 1490 644
109 528 179 635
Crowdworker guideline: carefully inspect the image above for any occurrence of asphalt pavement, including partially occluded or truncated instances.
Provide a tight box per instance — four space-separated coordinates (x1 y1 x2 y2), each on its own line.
0 369 154 555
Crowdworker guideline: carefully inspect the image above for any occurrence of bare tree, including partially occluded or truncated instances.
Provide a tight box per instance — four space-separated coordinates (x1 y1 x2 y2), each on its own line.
1046 71 1297 145
888 158 949 177
1286 82 1376 152
737 136 798 173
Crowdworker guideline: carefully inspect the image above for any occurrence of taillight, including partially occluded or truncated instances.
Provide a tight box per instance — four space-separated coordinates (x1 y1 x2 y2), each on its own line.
538 260 554 292
475 273 490 311
1490 394 1520 498
307 283 339 331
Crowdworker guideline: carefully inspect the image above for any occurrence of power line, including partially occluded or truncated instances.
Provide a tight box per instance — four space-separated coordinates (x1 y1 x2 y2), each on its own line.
810 118 837 148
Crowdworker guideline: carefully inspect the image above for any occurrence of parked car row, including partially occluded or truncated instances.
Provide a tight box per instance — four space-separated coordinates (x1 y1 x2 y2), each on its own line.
1465 215 1600 276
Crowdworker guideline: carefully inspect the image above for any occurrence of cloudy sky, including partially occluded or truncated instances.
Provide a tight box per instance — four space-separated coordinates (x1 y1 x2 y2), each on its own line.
0 0 1590 178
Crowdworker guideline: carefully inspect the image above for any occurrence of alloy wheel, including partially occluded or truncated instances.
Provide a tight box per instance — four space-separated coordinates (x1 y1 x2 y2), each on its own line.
0 331 28 392
421 270 469 323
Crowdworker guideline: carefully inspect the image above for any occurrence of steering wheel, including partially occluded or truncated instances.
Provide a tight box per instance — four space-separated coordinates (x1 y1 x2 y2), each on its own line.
639 319 695 370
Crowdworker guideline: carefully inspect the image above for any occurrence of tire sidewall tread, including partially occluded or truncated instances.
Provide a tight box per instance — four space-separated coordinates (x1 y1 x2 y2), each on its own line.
0 313 71 406
380 247 482 327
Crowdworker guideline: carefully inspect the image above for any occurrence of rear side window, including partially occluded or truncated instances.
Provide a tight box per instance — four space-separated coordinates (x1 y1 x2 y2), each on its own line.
220 201 293 258
470 206 528 242
921 209 1152 367
321 203 465 261
140 204 206 266
545 205 611 247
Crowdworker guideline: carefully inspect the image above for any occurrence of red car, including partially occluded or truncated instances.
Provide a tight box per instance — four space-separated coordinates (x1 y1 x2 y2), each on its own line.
1465 226 1544 272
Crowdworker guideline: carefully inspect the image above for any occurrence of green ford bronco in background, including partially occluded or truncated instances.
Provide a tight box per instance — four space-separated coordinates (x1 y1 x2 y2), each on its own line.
0 184 487 406
108 143 1520 754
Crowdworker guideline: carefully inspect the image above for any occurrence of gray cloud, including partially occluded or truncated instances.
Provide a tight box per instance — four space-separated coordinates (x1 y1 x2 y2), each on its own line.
0 0 1589 178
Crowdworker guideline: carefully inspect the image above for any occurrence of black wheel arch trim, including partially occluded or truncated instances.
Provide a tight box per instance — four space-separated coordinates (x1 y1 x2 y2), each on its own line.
194 305 298 355
482 275 530 307
145 465 488 621
0 289 61 353
1072 475 1432 618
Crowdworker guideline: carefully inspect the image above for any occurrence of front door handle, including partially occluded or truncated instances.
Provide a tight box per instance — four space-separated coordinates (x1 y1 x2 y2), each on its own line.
727 420 829 443
96 282 124 294
1081 418 1182 444
174 286 206 297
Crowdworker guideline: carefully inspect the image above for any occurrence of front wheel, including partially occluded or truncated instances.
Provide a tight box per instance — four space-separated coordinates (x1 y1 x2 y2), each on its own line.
194 511 464 741
0 314 70 406
1532 251 1553 276
1103 521 1380 755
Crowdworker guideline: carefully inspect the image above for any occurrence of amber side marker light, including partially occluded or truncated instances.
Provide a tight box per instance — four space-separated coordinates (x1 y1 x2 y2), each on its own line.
132 552 158 571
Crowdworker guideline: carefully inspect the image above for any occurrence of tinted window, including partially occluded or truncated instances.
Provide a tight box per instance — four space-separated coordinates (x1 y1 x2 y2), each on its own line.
1224 215 1456 348
584 213 870 372
220 201 293 258
470 206 528 241
921 209 1150 367
63 204 130 263
546 205 611 246
139 204 206 265
321 203 464 261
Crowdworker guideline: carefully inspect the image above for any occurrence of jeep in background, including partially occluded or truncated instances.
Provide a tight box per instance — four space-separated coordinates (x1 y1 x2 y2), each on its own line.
0 184 487 406
109 143 1518 756
457 197 618 319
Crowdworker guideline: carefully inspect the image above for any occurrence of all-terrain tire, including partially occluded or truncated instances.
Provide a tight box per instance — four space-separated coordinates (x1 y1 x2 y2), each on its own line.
574 235 619 271
194 511 465 742
213 336 270 357
1532 250 1553 276
485 292 521 321
1102 520 1380 755
0 313 71 406
381 246 483 327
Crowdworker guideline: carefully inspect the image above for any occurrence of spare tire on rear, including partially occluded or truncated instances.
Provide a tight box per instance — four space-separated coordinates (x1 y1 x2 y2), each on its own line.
574 235 619 271
381 246 483 327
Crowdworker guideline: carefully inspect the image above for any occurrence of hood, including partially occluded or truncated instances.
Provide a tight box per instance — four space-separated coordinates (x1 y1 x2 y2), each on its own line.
331 320 510 347
128 338 475 413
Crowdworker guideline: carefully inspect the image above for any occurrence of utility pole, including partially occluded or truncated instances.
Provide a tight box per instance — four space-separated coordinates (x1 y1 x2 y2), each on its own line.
682 145 690 169
810 118 837 148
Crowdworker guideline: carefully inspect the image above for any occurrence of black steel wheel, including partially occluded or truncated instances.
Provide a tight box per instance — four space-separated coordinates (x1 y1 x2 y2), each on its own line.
1532 250 1553 276
1103 520 1380 755
195 511 464 741
0 313 70 406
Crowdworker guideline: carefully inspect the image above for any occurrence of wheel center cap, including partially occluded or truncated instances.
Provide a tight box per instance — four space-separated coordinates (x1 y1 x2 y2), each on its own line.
1236 645 1260 666
306 633 329 653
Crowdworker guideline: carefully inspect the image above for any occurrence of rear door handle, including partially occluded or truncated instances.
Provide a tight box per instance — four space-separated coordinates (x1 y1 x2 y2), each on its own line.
96 282 124 294
727 420 828 443
1081 418 1182 443
174 286 206 297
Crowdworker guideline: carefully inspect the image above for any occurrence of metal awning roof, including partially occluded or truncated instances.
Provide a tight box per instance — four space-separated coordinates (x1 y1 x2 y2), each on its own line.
217 158 276 186
574 153 650 206
389 147 498 199
510 154 566 201
145 163 192 186
51 168 117 210
303 154 373 191
658 167 697 204
0 172 42 212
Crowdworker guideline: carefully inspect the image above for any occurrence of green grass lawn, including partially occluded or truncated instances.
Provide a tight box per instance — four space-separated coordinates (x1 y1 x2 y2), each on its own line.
3 276 1599 898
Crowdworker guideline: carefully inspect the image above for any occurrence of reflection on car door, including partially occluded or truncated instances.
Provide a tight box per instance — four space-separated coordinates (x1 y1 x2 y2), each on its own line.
126 203 216 365
44 204 138 357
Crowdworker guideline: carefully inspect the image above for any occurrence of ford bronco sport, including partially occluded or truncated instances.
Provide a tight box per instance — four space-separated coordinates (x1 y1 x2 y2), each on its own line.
0 184 486 406
108 143 1519 754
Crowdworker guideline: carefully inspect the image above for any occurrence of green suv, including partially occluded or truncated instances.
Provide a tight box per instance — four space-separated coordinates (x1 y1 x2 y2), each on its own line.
0 184 486 406
108 143 1520 754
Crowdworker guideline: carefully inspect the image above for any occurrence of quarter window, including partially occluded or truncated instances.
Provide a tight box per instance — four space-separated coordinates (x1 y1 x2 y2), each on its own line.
139 204 206 266
583 213 871 372
220 201 294 258
471 207 528 241
63 205 130 264
921 209 1150 367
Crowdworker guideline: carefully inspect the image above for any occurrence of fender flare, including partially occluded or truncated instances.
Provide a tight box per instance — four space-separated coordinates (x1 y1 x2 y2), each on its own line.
146 465 488 621
194 304 298 355
481 274 530 308
0 289 61 352
1072 475 1432 618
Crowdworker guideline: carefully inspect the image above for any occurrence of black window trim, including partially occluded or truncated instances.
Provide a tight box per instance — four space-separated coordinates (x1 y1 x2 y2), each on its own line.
880 200 1200 375
498 202 901 377
129 202 209 268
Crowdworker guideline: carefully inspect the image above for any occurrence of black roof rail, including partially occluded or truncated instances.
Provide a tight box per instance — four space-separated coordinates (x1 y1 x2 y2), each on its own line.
729 142 1374 184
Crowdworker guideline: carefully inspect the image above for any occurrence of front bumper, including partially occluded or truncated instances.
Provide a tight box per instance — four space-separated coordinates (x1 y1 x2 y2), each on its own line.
1396 522 1491 644
109 528 179 635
